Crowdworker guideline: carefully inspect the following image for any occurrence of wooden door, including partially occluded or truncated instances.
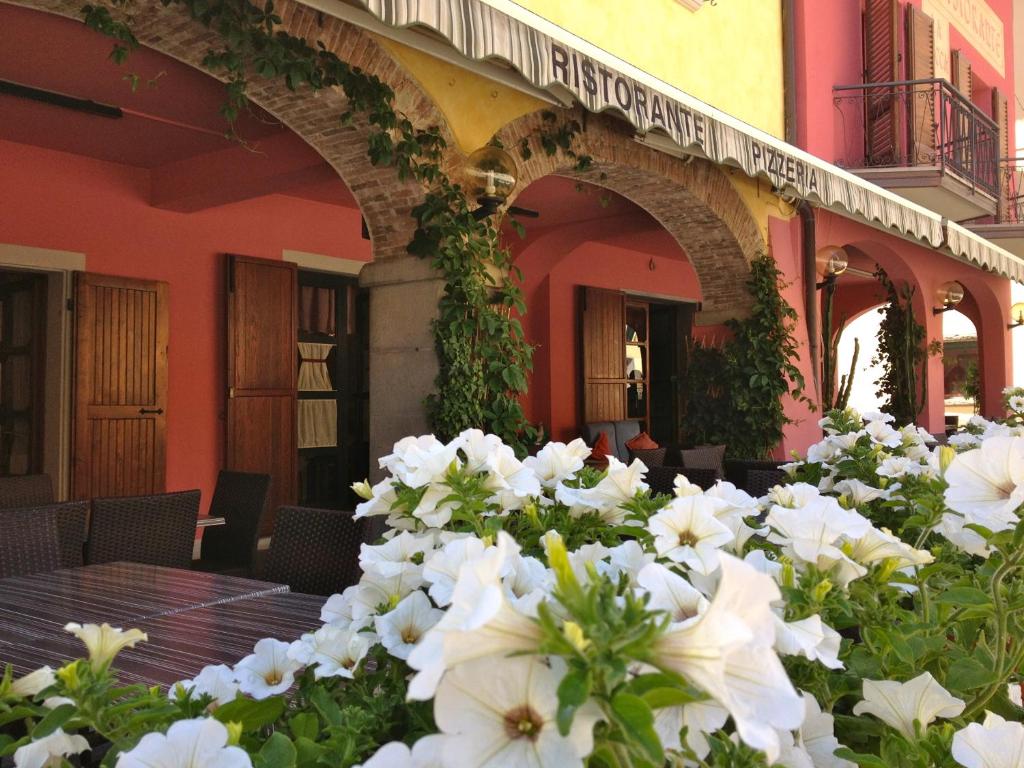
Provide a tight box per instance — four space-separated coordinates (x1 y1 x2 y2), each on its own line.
580 287 626 424
72 273 168 499
864 0 901 165
226 255 297 534
905 5 935 164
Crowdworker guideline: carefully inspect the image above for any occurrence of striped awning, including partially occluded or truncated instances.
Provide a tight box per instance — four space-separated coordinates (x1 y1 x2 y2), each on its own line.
346 0 1024 280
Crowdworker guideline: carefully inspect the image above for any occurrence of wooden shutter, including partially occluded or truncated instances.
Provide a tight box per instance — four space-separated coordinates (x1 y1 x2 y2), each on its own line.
905 6 935 163
864 0 901 165
951 50 972 97
72 273 168 499
993 87 1010 220
580 287 626 423
226 255 297 534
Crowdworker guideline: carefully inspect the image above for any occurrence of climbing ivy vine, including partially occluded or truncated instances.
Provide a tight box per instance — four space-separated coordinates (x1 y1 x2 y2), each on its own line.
871 266 928 426
81 0 545 452
682 253 812 459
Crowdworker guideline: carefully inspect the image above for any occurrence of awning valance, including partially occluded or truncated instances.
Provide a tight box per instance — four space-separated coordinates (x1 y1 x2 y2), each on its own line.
945 222 1024 283
355 0 944 248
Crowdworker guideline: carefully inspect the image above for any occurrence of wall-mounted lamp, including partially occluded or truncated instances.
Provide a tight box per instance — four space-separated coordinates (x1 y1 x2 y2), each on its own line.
932 281 965 315
463 146 540 221
815 246 849 289
1008 301 1024 329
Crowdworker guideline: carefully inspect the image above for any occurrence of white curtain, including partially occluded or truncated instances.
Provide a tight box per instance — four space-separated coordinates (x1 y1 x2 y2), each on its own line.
298 342 334 391
298 399 338 448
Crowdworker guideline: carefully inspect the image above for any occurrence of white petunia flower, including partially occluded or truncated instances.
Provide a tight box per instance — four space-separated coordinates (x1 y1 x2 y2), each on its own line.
876 456 924 479
772 615 843 669
652 699 728 757
422 536 488 607
115 717 251 768
354 736 444 768
64 623 147 672
459 429 542 509
647 495 734 574
833 479 888 506
650 553 804 762
673 473 704 497
434 655 600 768
321 589 356 627
379 434 462 488
14 729 89 768
766 497 870 582
171 664 239 708
844 526 934 569
568 456 649 523
637 562 708 624
952 711 1024 768
606 540 656 585
9 667 56 699
1009 682 1023 708
798 692 855 767
852 672 965 739
944 436 1024 532
375 590 443 660
349 570 426 627
359 531 433 579
288 625 373 679
864 420 903 447
407 533 543 701
234 638 303 699
354 478 398 520
862 411 894 424
934 512 993 558
523 439 591 488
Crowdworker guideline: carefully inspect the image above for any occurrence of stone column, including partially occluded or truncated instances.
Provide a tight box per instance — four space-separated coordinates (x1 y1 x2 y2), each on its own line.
359 254 445 479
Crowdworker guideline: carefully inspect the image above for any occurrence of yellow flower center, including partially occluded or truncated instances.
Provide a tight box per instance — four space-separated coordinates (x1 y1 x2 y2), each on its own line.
678 530 698 547
264 671 282 686
504 705 544 742
401 627 420 644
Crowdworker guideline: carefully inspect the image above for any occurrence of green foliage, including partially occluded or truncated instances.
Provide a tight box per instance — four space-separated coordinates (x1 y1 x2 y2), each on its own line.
872 268 928 426
82 0 538 452
683 252 812 458
962 361 981 413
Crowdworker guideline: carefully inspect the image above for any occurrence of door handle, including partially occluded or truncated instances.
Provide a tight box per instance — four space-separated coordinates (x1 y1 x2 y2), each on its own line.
139 408 164 415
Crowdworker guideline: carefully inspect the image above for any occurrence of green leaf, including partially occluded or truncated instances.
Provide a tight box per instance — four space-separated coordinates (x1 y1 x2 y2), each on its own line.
556 668 592 736
833 747 890 768
946 657 996 692
610 692 662 764
213 695 285 731
936 587 992 607
308 686 343 728
641 686 701 710
289 712 319 741
31 704 76 739
255 731 297 768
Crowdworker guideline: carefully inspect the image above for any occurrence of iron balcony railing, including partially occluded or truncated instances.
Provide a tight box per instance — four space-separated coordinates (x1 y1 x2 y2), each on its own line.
998 158 1024 224
833 78 999 198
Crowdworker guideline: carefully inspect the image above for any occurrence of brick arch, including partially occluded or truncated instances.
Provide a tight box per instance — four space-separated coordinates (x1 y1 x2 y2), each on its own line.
496 110 767 321
6 0 453 260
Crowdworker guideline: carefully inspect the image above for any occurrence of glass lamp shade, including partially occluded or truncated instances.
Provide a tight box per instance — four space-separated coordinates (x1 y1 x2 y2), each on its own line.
936 280 965 308
1011 302 1024 325
815 246 849 278
463 146 518 202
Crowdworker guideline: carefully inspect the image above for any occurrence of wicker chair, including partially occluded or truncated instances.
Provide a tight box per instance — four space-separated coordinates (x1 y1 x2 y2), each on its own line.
7 500 90 568
86 490 200 569
646 466 719 496
195 471 270 576
0 507 61 578
745 469 788 499
627 446 667 467
262 506 364 596
0 474 54 510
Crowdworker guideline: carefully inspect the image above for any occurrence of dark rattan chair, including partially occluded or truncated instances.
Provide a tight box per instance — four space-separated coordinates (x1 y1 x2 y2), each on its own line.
724 458 785 490
627 446 667 467
195 470 270 576
86 490 200 569
0 507 61 578
7 501 90 568
262 506 364 596
646 466 719 496
0 474 54 510
745 469 788 499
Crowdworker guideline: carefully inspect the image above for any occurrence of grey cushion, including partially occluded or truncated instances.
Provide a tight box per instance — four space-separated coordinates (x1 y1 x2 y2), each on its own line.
582 420 642 462
680 444 727 478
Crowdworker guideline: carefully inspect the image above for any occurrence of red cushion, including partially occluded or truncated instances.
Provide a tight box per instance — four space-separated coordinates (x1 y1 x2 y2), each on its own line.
591 431 612 467
625 431 659 451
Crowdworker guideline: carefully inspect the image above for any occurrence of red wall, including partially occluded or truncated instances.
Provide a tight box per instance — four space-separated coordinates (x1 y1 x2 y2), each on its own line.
795 0 1015 160
0 139 369 513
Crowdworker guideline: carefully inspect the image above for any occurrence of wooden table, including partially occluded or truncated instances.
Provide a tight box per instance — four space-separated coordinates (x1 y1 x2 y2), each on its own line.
0 563 323 685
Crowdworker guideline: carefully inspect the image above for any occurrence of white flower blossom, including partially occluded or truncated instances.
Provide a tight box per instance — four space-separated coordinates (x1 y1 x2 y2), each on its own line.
171 664 239 708
522 439 590 488
422 536 488 607
637 562 708 624
852 672 965 739
359 531 434 579
379 434 462 488
375 590 443 660
115 718 251 768
647 495 734 574
64 623 147 672
944 436 1024 532
14 729 89 768
288 625 373 679
9 667 56 699
952 711 1024 768
234 638 303 699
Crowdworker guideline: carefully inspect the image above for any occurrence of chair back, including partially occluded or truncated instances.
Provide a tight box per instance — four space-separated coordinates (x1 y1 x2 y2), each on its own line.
645 466 718 496
262 506 364 595
86 490 200 569
0 474 54 510
0 507 61 578
200 471 270 570
6 501 90 568
745 469 787 499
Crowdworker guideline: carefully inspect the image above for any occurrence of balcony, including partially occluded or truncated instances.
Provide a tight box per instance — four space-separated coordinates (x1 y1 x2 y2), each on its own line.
965 158 1024 256
833 78 999 220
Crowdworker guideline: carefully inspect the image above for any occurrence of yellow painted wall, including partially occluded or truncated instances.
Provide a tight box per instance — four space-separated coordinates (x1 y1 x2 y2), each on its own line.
374 35 548 154
507 0 785 138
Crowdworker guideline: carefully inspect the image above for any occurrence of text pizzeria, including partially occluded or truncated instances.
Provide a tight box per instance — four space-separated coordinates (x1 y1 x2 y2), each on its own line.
551 43 706 148
750 142 819 193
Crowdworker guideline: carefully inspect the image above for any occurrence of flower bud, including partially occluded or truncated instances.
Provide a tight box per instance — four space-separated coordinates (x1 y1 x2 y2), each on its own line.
225 721 243 746
812 578 833 604
563 622 591 654
780 557 796 589
351 479 373 500
938 446 956 476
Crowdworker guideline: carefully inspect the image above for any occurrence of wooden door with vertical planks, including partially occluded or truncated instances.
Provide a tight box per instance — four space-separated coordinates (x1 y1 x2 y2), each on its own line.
72 273 168 499
905 5 935 164
226 255 297 534
580 286 626 424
